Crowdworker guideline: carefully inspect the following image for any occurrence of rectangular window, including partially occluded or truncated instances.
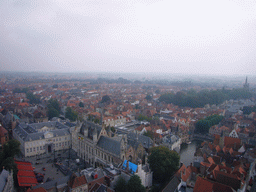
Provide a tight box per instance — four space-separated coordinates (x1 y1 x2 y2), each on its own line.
53 139 55 142
59 138 61 141
27 149 29 153
37 147 39 151
40 146 42 150
43 146 45 149
65 137 67 140
56 143 58 147
56 138 58 141
65 142 67 146
53 144 55 147
30 148 32 152
33 147 35 152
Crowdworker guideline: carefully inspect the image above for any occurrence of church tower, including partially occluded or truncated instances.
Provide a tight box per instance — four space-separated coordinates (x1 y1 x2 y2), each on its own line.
243 76 249 90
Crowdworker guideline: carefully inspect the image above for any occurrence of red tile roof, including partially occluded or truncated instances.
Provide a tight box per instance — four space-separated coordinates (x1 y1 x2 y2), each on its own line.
26 187 47 192
15 161 37 187
70 175 87 189
224 136 241 149
194 176 234 192
194 177 213 192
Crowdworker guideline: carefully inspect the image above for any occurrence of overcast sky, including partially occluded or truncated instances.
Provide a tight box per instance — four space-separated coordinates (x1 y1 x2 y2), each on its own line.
1 0 256 75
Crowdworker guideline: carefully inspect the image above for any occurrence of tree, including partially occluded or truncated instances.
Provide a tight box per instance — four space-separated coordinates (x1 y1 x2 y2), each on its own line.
79 102 84 108
2 139 21 159
48 107 59 120
155 89 160 94
145 94 152 101
143 131 154 140
114 176 127 192
52 84 58 88
101 95 111 103
111 126 116 133
148 146 180 183
48 99 60 113
26 92 40 104
94 118 100 124
65 107 78 122
127 175 146 192
47 99 60 120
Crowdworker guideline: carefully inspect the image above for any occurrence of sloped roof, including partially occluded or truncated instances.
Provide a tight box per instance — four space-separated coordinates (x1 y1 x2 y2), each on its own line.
69 175 87 189
194 177 213 192
224 136 241 149
162 176 180 192
97 136 121 156
15 161 37 187
194 176 234 192
26 187 47 192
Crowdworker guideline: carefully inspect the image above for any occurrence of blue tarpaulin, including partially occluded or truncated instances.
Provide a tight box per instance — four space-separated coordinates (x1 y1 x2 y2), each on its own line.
122 160 138 174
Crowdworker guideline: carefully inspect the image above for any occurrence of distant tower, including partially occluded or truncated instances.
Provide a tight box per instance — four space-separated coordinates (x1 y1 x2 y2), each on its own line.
243 76 249 90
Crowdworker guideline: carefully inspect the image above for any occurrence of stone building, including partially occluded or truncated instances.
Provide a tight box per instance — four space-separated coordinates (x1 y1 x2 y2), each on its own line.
13 121 75 157
74 121 153 167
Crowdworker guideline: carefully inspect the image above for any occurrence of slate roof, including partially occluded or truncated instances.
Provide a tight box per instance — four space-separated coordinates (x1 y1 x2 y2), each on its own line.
33 175 70 190
80 121 102 139
97 136 121 156
29 121 69 130
14 121 70 142
162 176 180 192
127 132 153 149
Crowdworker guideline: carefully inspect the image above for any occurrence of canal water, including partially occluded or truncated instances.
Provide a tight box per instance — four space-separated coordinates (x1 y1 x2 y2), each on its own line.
179 140 202 166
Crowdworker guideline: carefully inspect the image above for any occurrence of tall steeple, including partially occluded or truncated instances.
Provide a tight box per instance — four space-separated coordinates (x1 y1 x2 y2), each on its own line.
243 76 249 90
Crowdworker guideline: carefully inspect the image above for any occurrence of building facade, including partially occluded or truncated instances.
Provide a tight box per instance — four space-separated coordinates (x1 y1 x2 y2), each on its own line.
13 121 75 157
74 121 153 167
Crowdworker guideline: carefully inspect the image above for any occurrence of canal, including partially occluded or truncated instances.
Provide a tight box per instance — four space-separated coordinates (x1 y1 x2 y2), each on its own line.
179 140 203 166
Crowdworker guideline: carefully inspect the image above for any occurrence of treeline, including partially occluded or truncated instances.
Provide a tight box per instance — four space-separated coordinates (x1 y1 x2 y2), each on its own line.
195 114 224 134
159 88 253 108
26 92 41 104
242 106 256 115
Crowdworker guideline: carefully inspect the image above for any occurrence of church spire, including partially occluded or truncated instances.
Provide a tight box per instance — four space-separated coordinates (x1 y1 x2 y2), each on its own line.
243 76 249 90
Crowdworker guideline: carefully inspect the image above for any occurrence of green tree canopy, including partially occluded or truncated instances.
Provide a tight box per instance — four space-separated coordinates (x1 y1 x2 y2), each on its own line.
159 88 254 108
48 99 60 113
2 139 21 159
26 92 40 104
148 146 180 183
145 94 152 101
101 95 111 103
47 107 59 120
137 114 152 122
114 176 127 192
143 131 154 140
47 99 60 119
0 140 20 171
79 102 84 108
242 105 256 115
195 114 224 134
65 107 78 122
127 175 146 192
